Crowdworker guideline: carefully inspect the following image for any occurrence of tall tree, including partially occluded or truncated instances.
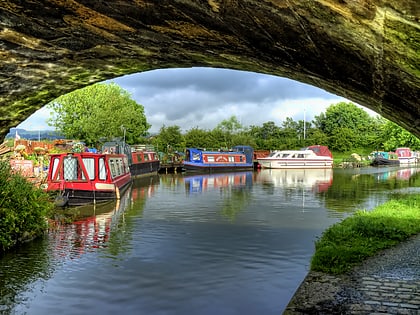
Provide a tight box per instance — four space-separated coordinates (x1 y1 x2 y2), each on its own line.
216 115 243 134
153 125 184 153
313 102 375 151
47 82 150 146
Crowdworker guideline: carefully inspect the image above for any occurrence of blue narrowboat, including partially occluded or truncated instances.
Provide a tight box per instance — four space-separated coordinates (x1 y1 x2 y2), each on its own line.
183 145 254 173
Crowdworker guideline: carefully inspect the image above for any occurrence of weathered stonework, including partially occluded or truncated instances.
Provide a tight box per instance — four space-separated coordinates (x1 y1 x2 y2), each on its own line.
0 0 419 140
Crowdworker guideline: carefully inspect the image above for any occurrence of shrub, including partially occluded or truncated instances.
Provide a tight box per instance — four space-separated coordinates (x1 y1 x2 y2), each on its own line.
0 160 53 253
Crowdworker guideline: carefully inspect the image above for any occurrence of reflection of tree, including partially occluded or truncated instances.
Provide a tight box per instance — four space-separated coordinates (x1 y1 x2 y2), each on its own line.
220 186 252 220
323 170 420 213
0 238 51 313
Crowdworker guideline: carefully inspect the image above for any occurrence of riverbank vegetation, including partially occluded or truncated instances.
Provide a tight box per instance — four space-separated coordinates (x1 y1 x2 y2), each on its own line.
0 161 53 253
310 193 420 274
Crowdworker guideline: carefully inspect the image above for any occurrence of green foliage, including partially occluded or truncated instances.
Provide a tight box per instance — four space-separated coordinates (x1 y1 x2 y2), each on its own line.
313 102 378 151
216 116 243 134
152 125 185 152
311 194 420 274
0 161 53 253
380 120 420 151
47 82 150 146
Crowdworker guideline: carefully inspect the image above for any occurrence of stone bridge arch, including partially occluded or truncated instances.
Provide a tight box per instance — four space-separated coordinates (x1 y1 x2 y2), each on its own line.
0 0 419 140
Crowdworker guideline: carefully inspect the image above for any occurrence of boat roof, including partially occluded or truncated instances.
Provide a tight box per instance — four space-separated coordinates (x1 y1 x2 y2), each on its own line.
186 148 246 154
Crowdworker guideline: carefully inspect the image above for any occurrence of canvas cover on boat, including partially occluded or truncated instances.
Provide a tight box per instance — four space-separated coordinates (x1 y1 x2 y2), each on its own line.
306 145 332 158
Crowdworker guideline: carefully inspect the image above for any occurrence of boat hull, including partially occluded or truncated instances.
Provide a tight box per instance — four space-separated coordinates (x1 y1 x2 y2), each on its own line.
371 157 400 166
130 160 160 178
183 162 254 173
257 159 333 169
56 180 132 206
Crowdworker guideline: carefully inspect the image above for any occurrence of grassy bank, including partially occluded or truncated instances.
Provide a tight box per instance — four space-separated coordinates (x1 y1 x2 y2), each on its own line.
311 193 420 274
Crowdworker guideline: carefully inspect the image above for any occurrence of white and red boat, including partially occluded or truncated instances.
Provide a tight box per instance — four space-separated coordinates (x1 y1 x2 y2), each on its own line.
45 152 132 206
395 147 417 165
257 145 333 169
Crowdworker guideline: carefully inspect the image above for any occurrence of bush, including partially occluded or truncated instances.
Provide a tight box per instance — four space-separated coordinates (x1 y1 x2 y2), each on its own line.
0 160 53 253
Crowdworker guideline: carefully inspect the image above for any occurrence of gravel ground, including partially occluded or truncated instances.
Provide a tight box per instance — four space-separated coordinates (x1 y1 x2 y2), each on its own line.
284 234 420 314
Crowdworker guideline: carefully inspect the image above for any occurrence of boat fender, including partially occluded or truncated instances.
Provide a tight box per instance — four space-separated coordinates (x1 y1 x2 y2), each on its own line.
116 186 120 200
54 195 68 207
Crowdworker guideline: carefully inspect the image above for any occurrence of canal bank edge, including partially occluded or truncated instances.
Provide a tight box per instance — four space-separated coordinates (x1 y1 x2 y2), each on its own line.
283 233 420 314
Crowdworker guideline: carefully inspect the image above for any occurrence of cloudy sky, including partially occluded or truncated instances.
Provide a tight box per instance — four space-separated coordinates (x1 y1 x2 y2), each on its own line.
18 67 369 134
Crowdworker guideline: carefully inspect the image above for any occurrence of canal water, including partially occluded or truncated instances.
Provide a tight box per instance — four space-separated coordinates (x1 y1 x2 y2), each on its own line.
1 166 419 315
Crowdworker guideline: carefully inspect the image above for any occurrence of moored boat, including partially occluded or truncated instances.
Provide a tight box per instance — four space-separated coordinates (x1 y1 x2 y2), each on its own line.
183 145 254 173
257 145 333 169
395 147 417 165
102 141 160 178
370 151 400 166
45 151 132 206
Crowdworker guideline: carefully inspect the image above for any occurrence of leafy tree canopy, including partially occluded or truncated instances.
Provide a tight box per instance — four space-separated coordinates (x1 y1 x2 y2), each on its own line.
47 82 150 146
153 125 185 152
381 120 420 151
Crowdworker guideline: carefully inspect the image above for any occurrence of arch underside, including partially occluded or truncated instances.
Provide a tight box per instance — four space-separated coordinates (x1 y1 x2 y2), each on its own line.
0 0 419 140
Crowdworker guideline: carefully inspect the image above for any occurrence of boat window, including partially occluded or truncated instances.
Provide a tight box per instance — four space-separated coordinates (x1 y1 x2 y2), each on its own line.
63 156 79 180
208 156 215 162
282 154 290 158
192 153 201 161
144 154 149 161
230 156 236 162
99 158 107 180
82 158 95 180
109 159 117 178
136 153 143 162
297 154 305 158
51 157 60 180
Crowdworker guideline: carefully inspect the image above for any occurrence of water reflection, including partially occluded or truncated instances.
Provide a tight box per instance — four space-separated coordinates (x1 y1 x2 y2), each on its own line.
184 171 253 194
49 189 132 260
1 168 419 315
255 168 333 192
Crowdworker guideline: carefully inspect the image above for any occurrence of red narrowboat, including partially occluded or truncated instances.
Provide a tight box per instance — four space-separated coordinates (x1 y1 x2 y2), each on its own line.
102 141 160 178
45 152 132 207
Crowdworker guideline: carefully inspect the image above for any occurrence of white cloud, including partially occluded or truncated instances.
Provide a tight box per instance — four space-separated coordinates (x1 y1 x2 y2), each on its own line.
17 68 376 133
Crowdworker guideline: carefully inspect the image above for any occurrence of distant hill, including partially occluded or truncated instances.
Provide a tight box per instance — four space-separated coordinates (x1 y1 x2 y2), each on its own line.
6 128 64 141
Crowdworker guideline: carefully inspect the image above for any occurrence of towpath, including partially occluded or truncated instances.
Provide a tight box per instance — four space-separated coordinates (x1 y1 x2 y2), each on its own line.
284 234 420 314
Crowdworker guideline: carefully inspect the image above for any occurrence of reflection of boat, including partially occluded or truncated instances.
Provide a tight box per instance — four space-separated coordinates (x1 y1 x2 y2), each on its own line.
395 147 417 165
370 151 400 166
257 145 333 169
50 188 131 258
184 172 253 194
102 141 160 178
183 146 254 172
375 167 420 181
256 168 333 192
46 152 132 206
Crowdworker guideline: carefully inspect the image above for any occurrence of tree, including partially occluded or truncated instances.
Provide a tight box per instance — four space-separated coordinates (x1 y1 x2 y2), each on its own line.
216 116 243 134
153 125 184 153
313 102 375 151
380 120 420 151
184 127 212 148
47 82 150 146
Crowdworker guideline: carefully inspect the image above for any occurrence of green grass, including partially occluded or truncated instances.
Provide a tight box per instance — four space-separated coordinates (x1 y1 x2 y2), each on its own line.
310 193 420 274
